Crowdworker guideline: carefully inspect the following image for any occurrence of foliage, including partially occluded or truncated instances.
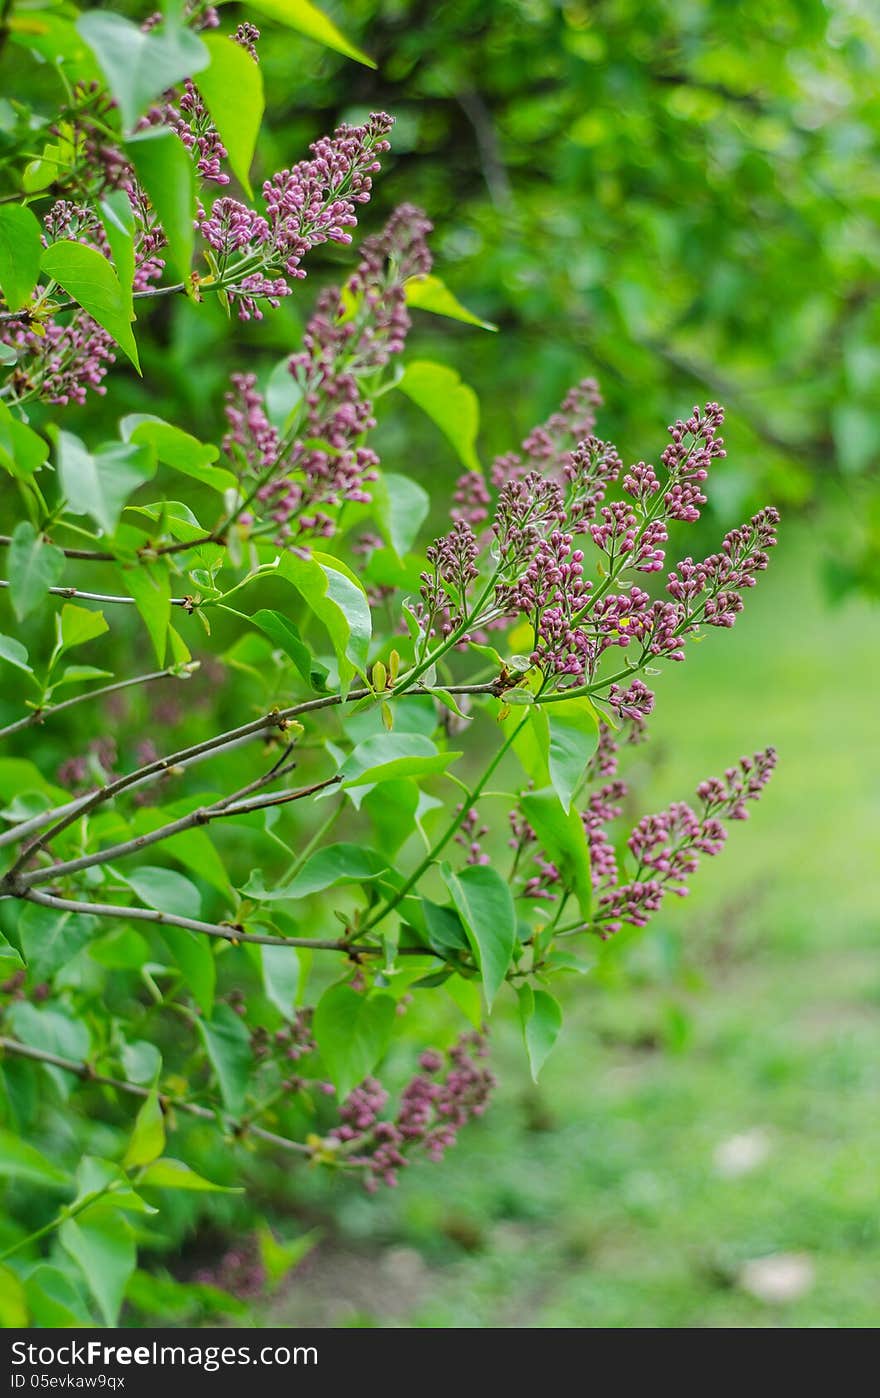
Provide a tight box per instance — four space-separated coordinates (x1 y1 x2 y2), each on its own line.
0 0 782 1325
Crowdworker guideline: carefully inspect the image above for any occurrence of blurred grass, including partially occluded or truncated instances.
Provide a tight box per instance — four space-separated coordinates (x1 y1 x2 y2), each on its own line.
267 519 880 1327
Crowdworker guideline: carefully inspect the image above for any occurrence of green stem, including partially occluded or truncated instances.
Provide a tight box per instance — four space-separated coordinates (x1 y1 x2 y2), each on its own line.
360 713 529 935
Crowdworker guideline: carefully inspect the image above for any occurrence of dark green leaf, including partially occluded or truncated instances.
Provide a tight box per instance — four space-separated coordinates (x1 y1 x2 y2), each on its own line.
547 696 600 812
6 522 64 621
313 984 395 1099
197 1005 251 1116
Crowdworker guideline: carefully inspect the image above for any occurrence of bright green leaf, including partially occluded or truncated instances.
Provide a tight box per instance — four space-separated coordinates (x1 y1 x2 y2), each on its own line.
0 1127 71 1188
198 33 264 197
260 943 300 1018
0 204 43 311
372 471 430 558
139 1158 240 1192
398 360 481 472
125 128 197 285
56 432 155 536
41 240 140 370
123 1084 165 1169
340 732 460 789
59 602 109 652
441 862 516 1008
60 1201 135 1326
241 0 375 67
517 984 563 1081
520 787 592 922
404 273 497 331
547 696 600 812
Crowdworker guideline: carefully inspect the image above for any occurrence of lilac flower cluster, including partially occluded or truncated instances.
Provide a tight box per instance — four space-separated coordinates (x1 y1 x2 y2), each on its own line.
330 1034 495 1190
425 395 778 700
1 198 164 406
596 747 777 934
197 113 393 321
223 203 432 539
514 738 775 940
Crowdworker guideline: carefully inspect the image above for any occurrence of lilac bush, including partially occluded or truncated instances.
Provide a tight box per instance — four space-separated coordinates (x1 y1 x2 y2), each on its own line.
0 1 778 1325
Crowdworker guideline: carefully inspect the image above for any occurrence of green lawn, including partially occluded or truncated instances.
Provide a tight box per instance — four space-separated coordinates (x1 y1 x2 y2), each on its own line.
268 523 880 1328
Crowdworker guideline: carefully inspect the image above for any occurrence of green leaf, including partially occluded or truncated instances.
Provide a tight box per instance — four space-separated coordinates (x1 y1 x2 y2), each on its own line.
6 522 64 621
251 609 328 690
546 696 600 812
398 360 481 472
139 1158 240 1192
124 866 202 921
441 862 516 1008
0 1266 27 1327
0 634 32 675
260 943 300 1018
98 190 136 324
372 472 430 558
158 929 215 1017
122 415 235 493
60 1201 135 1326
0 402 49 479
123 1084 165 1169
131 801 231 897
244 843 388 901
0 204 43 311
24 1265 92 1327
520 787 593 922
257 1225 319 1289
197 33 264 197
313 985 395 1099
404 273 497 331
241 0 375 67
77 11 209 131
41 240 140 370
121 559 171 665
58 602 109 652
517 984 563 1082
421 898 470 957
278 551 371 690
18 902 97 982
56 432 156 536
125 128 197 285
0 1127 71 1187
340 733 460 789
197 1004 251 1116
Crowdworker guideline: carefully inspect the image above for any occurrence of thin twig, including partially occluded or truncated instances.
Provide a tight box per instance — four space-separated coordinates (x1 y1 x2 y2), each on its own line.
18 775 341 887
0 579 193 608
0 667 181 742
19 887 355 949
0 1036 312 1155
1 681 506 864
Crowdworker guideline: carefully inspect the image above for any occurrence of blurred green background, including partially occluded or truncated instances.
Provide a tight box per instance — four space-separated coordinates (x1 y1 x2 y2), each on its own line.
5 0 880 1327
